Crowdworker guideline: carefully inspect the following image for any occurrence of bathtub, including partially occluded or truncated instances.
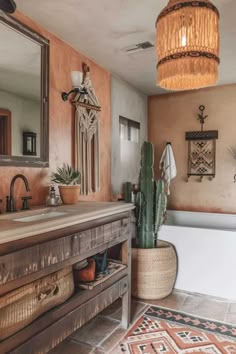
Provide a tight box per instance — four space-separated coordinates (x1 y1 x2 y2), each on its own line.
159 210 236 300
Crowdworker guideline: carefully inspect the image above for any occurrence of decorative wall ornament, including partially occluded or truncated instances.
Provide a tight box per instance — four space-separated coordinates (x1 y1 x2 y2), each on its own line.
186 105 218 182
73 64 101 195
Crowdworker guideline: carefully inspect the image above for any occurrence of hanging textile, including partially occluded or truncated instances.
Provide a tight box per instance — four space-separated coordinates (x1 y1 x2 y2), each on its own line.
74 64 101 195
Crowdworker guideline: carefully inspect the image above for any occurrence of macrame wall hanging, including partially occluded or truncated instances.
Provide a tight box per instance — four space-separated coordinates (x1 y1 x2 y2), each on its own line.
186 105 218 182
73 64 101 195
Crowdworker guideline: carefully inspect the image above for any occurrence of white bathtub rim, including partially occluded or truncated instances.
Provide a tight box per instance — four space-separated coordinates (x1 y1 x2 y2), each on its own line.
167 209 236 218
166 209 236 232
162 224 236 233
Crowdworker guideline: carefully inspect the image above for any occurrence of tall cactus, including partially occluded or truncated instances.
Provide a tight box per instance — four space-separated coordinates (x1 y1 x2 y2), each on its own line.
135 142 167 248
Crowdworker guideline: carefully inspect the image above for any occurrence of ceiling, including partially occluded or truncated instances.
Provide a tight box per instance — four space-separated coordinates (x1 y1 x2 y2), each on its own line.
16 0 236 95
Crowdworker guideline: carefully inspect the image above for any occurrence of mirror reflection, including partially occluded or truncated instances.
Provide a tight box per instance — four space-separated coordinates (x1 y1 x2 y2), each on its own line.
0 22 41 158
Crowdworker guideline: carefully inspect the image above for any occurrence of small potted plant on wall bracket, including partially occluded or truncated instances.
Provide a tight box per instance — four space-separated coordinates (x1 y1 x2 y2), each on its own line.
132 141 177 300
52 164 81 205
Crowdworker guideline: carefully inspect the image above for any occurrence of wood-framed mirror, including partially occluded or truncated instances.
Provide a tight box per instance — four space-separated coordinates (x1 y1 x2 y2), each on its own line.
0 11 49 167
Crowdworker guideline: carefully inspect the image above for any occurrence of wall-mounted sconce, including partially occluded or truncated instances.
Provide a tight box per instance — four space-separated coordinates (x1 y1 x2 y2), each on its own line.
23 132 37 156
61 71 88 101
0 0 16 13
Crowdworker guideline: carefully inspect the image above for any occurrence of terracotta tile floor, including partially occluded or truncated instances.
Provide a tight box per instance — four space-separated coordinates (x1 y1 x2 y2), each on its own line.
49 290 236 353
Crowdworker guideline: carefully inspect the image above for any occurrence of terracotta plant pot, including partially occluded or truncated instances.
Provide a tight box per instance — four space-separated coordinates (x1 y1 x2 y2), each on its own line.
131 240 177 300
75 259 96 283
59 185 80 205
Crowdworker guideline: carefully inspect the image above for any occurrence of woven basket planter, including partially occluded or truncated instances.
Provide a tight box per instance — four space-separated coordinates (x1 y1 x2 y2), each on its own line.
131 241 177 300
0 267 74 340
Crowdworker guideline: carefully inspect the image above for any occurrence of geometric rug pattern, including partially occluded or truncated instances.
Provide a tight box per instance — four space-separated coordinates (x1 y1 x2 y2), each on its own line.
113 306 236 354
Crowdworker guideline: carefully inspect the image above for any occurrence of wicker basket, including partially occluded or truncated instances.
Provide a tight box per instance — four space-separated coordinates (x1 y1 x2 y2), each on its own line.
131 241 177 300
0 267 74 340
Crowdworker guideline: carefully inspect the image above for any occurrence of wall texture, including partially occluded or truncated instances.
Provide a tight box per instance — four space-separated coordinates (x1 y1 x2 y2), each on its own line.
0 11 111 209
111 75 147 194
148 84 236 214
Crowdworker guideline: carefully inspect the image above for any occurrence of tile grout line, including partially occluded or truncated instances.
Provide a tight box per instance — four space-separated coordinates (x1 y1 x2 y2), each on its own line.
95 322 121 349
106 304 150 354
83 313 126 350
174 289 235 303
224 302 230 322
69 314 120 347
98 304 149 348
135 295 189 311
176 294 189 310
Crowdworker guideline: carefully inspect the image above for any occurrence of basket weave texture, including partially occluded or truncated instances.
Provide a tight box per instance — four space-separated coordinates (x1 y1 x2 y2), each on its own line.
131 241 177 300
0 266 74 340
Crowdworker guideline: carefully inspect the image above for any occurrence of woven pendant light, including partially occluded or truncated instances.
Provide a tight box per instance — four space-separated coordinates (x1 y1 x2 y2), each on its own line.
156 0 220 91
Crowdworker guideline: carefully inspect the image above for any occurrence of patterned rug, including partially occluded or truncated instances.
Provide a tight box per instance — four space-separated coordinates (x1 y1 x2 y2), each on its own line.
113 306 236 353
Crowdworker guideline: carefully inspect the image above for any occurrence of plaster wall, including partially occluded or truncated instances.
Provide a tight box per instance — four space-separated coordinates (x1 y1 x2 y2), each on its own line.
111 75 147 194
0 11 111 209
148 84 236 214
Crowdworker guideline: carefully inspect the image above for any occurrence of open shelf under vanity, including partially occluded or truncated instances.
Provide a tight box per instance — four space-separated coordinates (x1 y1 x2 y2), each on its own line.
0 204 133 354
0 265 128 354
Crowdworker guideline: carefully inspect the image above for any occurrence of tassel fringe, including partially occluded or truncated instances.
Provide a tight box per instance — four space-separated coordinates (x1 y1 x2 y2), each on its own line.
156 0 220 90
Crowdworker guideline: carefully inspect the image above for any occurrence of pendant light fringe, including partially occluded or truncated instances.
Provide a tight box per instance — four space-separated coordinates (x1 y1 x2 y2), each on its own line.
156 0 220 91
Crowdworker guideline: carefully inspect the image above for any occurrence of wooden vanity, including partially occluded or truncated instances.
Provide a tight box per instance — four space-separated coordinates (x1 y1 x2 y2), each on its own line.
0 202 134 354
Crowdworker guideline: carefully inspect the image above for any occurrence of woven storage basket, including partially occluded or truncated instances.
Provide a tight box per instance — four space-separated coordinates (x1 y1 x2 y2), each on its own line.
131 241 177 300
0 266 74 340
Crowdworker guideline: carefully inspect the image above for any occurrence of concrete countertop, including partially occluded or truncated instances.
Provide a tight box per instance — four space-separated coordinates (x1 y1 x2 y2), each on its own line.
0 201 134 245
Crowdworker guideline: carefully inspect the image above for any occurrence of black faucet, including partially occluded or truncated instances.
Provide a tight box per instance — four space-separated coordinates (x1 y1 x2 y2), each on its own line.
6 174 31 212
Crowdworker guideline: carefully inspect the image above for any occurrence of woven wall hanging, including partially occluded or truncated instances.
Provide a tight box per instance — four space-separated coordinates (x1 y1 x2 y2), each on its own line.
73 64 101 195
186 105 218 181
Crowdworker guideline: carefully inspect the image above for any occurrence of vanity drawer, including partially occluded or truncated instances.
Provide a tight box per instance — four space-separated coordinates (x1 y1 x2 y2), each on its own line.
91 226 104 247
77 230 92 252
0 217 130 288
104 217 129 242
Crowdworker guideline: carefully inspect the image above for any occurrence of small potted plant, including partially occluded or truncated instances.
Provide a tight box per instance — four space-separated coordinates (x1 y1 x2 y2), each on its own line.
51 164 81 205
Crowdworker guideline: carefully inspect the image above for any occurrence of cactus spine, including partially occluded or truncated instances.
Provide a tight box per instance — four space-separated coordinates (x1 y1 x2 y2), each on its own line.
136 142 167 248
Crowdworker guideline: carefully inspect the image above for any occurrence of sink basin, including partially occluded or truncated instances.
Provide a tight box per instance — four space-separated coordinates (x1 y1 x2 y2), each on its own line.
14 211 67 223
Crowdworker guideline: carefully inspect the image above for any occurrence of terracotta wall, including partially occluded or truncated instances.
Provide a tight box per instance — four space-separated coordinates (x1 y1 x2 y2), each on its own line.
0 11 111 209
148 84 236 214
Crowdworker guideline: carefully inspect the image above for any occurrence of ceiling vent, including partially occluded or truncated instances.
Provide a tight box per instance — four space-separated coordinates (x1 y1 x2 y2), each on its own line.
123 41 154 54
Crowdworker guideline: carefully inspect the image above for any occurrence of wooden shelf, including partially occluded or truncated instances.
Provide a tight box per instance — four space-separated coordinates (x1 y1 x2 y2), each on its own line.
0 268 128 353
0 231 128 297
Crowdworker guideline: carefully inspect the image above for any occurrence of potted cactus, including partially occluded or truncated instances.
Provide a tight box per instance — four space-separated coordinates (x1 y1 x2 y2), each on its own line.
132 141 177 300
51 164 81 205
